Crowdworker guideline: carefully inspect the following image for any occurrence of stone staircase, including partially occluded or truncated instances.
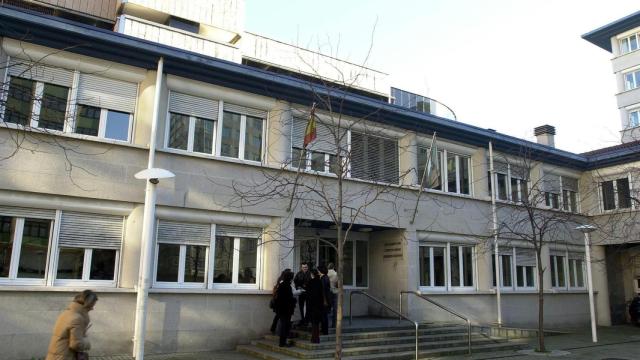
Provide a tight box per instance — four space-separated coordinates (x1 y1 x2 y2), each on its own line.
237 320 530 359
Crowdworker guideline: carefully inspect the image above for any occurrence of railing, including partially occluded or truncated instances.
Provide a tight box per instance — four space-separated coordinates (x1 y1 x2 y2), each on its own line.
350 290 420 360
399 290 472 355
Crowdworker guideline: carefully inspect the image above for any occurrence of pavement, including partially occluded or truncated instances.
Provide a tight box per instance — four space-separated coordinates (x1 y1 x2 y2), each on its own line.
92 325 640 360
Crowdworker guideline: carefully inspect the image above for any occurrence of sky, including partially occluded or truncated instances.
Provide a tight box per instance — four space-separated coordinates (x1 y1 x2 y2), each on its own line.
245 0 639 153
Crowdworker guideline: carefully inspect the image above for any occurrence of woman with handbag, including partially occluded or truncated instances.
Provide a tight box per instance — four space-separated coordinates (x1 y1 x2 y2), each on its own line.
46 290 97 360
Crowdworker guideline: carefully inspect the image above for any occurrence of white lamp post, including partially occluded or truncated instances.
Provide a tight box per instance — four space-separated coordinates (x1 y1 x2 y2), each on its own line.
576 224 597 343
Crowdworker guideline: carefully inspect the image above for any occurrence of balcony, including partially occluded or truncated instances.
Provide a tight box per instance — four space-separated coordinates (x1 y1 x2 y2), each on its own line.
116 15 241 63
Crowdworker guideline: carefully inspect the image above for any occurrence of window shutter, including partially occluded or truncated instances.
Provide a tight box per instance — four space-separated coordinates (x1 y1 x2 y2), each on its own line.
563 177 578 192
215 225 262 238
349 132 398 183
8 58 73 87
58 211 123 249
77 74 138 113
224 103 267 118
292 117 346 155
510 165 528 179
568 252 584 260
516 248 536 266
169 91 219 120
0 206 55 219
543 173 561 193
493 161 509 174
498 247 512 256
157 220 211 246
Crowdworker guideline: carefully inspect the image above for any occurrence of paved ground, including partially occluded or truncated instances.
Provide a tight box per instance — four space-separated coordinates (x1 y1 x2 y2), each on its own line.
93 325 640 360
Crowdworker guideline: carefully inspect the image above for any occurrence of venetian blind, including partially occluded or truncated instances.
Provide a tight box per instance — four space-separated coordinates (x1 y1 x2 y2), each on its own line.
350 132 399 184
77 74 138 113
8 58 73 87
58 211 123 249
156 220 211 246
169 91 219 120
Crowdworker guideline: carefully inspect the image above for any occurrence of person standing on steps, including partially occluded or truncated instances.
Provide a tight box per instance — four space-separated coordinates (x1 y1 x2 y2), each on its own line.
327 263 338 328
46 290 97 360
274 269 297 347
318 264 331 335
294 262 311 326
306 268 327 343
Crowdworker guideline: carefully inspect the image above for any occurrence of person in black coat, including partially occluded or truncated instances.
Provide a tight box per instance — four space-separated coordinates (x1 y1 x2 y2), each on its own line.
317 264 331 335
274 269 297 347
630 293 640 326
306 268 328 343
293 262 311 326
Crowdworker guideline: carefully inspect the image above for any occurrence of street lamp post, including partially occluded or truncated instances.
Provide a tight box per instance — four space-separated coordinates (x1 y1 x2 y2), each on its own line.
576 224 597 343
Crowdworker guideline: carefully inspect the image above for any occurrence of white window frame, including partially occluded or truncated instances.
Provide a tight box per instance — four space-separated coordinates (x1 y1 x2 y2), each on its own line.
568 256 586 290
550 251 586 291
419 243 475 292
80 108 133 142
299 237 369 289
0 216 53 286
211 233 262 290
493 247 537 291
489 163 529 203
623 69 640 91
420 148 471 195
154 242 210 289
165 112 217 154
216 109 265 163
629 109 640 128
418 244 447 290
599 174 634 213
53 247 120 287
292 147 340 175
619 32 639 55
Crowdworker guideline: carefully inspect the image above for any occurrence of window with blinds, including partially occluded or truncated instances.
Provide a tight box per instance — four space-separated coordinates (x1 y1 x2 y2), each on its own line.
214 225 261 287
155 220 212 286
350 132 399 183
220 103 266 162
291 117 347 173
167 92 219 155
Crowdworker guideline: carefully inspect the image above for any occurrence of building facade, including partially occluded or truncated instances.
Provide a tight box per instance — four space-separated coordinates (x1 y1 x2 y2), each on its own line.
0 1 638 359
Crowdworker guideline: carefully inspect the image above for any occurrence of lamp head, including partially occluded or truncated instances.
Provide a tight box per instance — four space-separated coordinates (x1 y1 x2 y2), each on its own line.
135 168 175 184
576 224 597 234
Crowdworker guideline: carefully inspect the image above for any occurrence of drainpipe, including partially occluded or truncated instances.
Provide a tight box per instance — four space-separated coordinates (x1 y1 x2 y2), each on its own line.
133 57 164 359
489 141 502 326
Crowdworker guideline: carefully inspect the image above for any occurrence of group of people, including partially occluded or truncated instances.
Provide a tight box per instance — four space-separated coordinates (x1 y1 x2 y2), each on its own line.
270 262 338 347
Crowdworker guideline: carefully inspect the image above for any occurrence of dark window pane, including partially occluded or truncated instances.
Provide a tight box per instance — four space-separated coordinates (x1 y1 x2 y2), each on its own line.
433 247 445 286
570 191 577 213
576 260 584 287
569 259 576 287
318 238 336 270
355 241 368 287
450 246 460 286
460 157 470 194
419 246 430 287
497 173 507 200
463 246 473 286
329 154 341 174
75 105 100 136
184 245 206 283
193 117 214 154
501 255 512 287
156 244 180 282
56 248 84 279
0 217 15 277
214 236 234 283
516 266 524 287
511 178 520 202
292 147 306 170
557 256 565 287
343 241 353 286
602 181 616 210
39 83 68 131
90 249 116 280
5 77 35 126
447 154 457 193
244 116 263 161
18 219 51 279
617 178 631 209
311 151 325 171
550 256 557 287
104 110 130 141
221 112 241 158
237 238 257 284
168 113 189 150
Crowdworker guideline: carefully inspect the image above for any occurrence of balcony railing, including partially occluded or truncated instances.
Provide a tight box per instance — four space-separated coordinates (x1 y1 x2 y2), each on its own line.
116 15 241 63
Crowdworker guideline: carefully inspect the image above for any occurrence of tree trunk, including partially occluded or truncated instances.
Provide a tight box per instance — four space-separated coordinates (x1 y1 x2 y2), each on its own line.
335 228 343 359
536 251 546 352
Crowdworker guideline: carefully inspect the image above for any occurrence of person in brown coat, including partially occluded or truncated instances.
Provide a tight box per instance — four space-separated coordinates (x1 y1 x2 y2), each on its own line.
46 290 98 360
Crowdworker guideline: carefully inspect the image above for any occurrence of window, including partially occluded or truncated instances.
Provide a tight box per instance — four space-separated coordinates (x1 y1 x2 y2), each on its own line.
488 161 527 202
54 211 123 285
350 132 399 183
299 237 368 287
292 147 342 174
601 177 632 211
167 113 215 154
545 192 560 209
630 110 640 128
542 174 579 212
620 32 639 54
551 252 585 290
166 16 200 33
214 225 261 287
624 70 640 91
0 215 52 283
418 148 442 191
75 105 131 141
419 243 474 290
493 247 536 290
220 108 265 162
3 76 70 130
418 147 470 194
563 189 578 213
550 254 566 288
568 255 585 289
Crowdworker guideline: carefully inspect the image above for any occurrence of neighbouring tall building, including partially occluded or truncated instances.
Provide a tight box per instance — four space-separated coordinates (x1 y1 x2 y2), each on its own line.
0 1 638 359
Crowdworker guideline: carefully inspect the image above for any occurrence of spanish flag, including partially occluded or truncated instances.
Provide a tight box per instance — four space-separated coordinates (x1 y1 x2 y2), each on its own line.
303 102 317 148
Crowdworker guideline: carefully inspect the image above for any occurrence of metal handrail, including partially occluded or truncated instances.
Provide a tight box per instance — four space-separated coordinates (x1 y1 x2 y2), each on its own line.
400 290 472 355
350 290 420 360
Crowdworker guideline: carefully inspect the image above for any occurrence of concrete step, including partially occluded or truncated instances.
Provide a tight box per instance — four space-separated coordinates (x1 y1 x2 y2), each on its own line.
237 339 528 360
291 325 468 341
251 336 513 359
264 332 485 350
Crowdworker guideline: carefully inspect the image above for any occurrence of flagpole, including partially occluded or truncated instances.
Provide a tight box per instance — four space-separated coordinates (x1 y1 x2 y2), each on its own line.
489 141 502 327
410 132 436 224
286 103 317 212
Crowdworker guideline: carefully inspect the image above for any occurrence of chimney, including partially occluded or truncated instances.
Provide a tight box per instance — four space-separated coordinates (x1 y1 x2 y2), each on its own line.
534 125 556 147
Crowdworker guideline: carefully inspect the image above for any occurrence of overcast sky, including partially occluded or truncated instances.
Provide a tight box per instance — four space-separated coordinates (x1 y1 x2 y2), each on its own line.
245 0 640 153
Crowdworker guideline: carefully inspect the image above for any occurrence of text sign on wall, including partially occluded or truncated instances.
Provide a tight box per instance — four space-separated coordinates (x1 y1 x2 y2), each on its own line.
383 241 403 261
